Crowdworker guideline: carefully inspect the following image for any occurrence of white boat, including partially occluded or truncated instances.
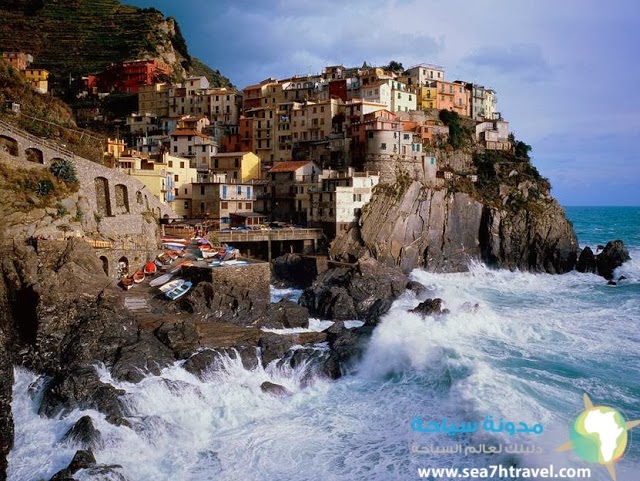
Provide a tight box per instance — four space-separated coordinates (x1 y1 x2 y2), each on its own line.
149 273 173 287
162 242 187 250
159 278 185 293
165 281 192 301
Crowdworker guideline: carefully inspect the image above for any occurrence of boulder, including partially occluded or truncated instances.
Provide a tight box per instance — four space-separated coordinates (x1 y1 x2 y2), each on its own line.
410 298 447 317
271 253 318 288
154 321 199 359
111 332 175 383
259 301 309 329
576 246 597 273
405 280 427 296
182 347 258 378
50 449 96 481
596 240 630 280
62 415 102 449
260 381 292 397
258 335 295 367
321 324 375 379
300 259 407 324
39 367 128 426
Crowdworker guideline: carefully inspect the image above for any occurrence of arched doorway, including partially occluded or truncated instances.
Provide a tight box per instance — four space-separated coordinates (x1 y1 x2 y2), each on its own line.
94 177 112 216
114 184 130 214
0 135 19 157
99 256 109 276
25 148 44 164
117 256 129 277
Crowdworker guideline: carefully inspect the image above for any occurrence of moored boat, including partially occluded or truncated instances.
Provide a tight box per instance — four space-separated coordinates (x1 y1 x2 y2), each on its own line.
159 278 185 293
132 270 145 283
149 273 173 287
165 281 193 301
143 261 157 275
120 277 134 290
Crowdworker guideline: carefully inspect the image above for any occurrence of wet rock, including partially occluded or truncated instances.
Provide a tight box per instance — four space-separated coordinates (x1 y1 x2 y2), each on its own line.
155 321 199 358
300 258 407 324
258 335 295 367
576 246 597 274
271 253 318 288
182 347 258 378
406 280 427 296
260 381 292 397
50 449 96 481
321 324 374 379
596 240 630 280
39 367 128 426
410 298 446 317
259 301 309 329
111 332 175 383
62 415 102 449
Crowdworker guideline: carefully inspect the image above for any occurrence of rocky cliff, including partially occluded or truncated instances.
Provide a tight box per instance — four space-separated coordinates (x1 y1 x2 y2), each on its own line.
332 149 578 274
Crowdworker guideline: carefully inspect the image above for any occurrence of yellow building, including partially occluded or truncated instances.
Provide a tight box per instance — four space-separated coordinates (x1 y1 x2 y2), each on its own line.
138 83 170 117
211 151 261 182
24 68 49 94
417 84 438 110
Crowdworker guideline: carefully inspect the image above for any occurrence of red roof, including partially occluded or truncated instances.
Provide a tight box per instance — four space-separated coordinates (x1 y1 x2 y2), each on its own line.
169 129 209 139
269 160 313 173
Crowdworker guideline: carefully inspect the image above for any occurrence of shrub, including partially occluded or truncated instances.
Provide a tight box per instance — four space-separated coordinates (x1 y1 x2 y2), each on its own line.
49 158 78 184
35 180 54 197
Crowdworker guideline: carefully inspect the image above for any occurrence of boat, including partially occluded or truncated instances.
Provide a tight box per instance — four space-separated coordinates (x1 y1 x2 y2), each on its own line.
143 261 157 275
159 278 185 293
165 281 193 301
149 273 173 287
222 259 248 266
198 249 218 259
161 237 188 244
162 242 188 250
120 277 134 290
169 260 193 274
132 270 145 283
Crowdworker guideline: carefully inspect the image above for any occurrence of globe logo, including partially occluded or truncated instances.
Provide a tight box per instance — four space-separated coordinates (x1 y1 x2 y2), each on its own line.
557 394 640 481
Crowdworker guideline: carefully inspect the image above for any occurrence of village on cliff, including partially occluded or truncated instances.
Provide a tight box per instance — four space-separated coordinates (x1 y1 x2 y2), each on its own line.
2 52 512 244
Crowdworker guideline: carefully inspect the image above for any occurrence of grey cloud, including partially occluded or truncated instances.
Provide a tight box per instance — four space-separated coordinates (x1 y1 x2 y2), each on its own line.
462 43 553 83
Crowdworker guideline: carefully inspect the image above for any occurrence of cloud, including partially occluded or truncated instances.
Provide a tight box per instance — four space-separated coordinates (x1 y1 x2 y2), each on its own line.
462 43 553 83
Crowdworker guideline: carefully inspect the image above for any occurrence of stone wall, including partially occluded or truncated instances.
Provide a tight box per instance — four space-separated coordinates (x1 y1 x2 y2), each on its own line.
182 262 270 303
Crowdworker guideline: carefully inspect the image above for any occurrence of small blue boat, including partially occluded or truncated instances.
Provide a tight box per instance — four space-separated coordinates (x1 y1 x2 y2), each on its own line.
165 281 192 301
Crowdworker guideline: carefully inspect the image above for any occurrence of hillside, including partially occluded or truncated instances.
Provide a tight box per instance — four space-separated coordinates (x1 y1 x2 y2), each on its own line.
0 0 230 89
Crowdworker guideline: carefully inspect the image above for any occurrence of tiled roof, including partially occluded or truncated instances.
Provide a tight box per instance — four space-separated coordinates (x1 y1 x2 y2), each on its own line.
169 129 210 139
269 160 313 173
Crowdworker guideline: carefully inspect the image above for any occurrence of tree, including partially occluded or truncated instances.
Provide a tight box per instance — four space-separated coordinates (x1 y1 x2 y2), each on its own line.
384 60 404 73
514 140 532 159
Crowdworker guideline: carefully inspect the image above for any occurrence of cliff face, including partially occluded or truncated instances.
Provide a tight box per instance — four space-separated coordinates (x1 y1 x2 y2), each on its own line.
331 150 578 274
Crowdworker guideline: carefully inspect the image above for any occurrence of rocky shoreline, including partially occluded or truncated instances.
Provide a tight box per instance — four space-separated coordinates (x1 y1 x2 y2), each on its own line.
0 237 632 481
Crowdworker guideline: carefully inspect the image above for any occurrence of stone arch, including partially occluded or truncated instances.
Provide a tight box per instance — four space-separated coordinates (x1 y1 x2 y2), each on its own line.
0 135 19 157
117 256 129 277
114 184 130 214
94 177 112 216
136 191 144 205
99 256 109 276
25 147 44 164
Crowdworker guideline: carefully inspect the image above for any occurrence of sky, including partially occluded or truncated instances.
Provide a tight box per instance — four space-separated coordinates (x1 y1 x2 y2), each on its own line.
129 0 640 206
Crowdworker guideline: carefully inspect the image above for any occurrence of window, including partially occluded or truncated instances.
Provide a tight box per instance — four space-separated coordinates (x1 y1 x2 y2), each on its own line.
403 134 410 140
237 186 242 195
188 136 193 141
180 161 185 168
214 159 219 168
173 146 177 153
234 158 239 168
174 174 179 181
174 188 178 196
168 161 173 167
184 188 188 194
380 143 387 150
367 131 374 139
233 171 238 179
184 202 189 209
397 92 401 99
430 157 435 165
200 186 205 195
409 95 412 101
353 193 362 202
222 185 227 198
246 202 252 209
221 202 228 209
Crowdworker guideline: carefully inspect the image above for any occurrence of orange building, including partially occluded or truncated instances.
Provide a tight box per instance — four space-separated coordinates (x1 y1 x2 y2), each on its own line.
89 59 172 94
1 52 32 71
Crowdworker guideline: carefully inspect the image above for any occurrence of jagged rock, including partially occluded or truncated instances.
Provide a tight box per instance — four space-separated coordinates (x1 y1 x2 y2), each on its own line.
182 347 258 378
300 258 407 324
406 280 427 296
260 381 292 397
271 253 318 288
410 298 446 317
259 335 295 367
62 416 102 449
50 449 96 481
596 240 630 280
39 367 128 426
331 181 578 274
576 246 597 273
259 301 309 329
321 324 375 379
111 332 175 383
154 321 199 359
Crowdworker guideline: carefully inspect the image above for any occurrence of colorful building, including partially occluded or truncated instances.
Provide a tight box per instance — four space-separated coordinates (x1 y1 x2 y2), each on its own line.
23 68 49 94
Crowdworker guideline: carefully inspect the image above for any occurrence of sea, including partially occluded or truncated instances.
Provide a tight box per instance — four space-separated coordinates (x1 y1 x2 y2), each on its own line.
7 206 640 481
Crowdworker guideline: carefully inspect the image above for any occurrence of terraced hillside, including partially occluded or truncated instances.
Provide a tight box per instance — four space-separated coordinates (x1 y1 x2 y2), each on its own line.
0 0 232 87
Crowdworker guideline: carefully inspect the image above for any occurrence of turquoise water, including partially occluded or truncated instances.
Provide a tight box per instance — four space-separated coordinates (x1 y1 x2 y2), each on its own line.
8 207 640 481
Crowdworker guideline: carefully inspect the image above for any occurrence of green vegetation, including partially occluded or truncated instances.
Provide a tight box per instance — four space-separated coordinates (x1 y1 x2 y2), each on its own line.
438 110 473 150
189 57 234 88
49 158 78 184
382 60 404 74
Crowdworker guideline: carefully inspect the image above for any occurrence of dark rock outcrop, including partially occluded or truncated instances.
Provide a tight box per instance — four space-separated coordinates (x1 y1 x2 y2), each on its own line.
405 280 427 297
111 332 175 383
331 180 578 274
410 298 448 317
258 301 309 329
50 449 96 481
260 381 292 397
300 258 407 324
154 321 200 359
596 240 630 280
182 347 258 378
321 322 375 379
576 246 597 273
62 416 102 449
271 253 318 288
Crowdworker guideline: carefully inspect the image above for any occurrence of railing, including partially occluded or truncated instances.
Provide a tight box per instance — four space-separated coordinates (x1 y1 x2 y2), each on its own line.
0 118 75 159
